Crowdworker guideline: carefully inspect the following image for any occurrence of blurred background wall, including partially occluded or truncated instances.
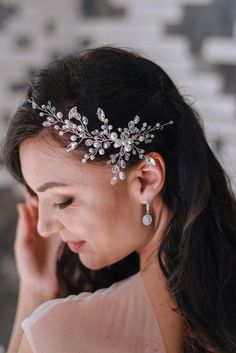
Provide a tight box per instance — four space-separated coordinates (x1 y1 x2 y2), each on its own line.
0 0 236 350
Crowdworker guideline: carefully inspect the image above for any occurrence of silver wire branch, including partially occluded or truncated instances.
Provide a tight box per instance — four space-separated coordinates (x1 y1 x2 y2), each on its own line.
28 97 174 185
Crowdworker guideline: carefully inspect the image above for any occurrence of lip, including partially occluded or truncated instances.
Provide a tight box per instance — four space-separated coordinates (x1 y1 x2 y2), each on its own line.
66 241 85 252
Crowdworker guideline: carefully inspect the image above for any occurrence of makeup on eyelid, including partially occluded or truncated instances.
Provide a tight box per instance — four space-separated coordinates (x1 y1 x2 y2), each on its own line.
53 198 73 210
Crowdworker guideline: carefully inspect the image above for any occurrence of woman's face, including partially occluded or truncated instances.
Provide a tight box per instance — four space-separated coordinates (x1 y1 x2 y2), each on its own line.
19 136 165 270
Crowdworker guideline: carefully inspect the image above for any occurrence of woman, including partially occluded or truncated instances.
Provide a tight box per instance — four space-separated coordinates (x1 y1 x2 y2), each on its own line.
3 45 236 352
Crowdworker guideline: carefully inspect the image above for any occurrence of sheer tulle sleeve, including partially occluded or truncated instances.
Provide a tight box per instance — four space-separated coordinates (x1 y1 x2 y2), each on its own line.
21 272 166 353
21 292 92 353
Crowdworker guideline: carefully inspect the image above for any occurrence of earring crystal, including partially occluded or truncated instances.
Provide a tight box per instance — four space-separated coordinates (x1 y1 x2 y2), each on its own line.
144 155 156 166
142 199 153 226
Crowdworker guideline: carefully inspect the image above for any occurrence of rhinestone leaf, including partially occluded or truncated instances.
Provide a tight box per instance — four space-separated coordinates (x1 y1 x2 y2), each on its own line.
128 121 135 129
120 160 126 168
119 171 126 180
134 115 140 124
112 165 119 173
74 113 82 121
82 116 88 125
97 107 105 122
68 107 78 120
111 176 117 185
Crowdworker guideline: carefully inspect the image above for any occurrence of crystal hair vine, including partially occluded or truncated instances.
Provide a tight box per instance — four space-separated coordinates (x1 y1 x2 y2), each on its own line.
27 97 174 186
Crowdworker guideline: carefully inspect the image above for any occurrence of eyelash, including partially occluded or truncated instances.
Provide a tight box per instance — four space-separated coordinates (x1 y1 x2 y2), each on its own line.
53 199 73 210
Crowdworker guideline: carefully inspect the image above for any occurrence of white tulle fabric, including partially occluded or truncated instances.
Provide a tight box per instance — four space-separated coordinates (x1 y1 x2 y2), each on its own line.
21 270 167 353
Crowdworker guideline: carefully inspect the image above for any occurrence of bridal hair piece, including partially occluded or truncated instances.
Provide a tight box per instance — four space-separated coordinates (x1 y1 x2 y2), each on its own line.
27 97 174 186
27 96 174 226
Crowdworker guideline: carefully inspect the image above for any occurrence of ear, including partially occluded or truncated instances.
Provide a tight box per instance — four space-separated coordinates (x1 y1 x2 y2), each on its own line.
128 152 166 205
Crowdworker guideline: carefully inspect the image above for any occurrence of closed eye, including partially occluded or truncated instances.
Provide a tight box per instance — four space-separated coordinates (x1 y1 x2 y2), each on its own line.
53 199 73 210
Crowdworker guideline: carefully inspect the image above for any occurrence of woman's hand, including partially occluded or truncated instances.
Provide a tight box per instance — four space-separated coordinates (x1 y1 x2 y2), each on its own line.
14 189 64 296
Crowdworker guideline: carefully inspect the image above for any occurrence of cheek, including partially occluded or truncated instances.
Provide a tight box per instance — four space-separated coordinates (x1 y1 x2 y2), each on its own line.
62 196 144 269
58 194 112 238
60 190 141 248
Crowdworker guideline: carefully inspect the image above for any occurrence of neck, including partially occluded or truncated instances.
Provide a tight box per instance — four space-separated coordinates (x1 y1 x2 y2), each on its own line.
137 199 171 272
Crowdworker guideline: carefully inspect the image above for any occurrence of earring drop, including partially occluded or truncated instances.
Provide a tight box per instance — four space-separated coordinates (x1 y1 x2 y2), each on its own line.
142 199 153 226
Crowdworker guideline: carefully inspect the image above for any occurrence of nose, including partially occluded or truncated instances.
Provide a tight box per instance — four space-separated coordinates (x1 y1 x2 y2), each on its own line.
37 206 63 237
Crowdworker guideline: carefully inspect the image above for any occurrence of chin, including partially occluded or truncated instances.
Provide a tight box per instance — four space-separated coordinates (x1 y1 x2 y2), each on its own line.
79 255 110 271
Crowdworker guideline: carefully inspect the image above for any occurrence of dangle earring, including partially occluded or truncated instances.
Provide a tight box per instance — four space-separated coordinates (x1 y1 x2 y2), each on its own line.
143 154 156 226
142 198 153 226
142 154 155 225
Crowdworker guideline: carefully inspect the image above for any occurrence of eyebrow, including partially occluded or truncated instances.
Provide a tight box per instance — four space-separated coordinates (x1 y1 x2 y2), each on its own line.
36 182 71 193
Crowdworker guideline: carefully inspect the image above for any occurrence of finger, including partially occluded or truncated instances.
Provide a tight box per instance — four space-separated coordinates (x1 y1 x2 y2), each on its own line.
16 203 35 243
24 192 38 225
24 190 38 209
28 197 38 222
30 196 38 207
24 189 31 202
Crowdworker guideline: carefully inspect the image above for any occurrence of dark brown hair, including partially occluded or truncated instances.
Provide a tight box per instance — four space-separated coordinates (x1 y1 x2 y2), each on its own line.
2 45 236 352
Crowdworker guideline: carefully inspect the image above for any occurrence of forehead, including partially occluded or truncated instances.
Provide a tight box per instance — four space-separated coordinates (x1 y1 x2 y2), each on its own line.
19 137 112 190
